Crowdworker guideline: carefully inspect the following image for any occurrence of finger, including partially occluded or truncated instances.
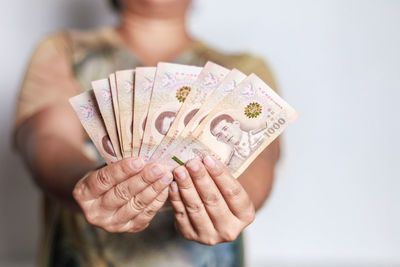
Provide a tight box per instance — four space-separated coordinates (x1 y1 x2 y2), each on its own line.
110 171 173 224
100 163 170 210
121 187 170 233
169 181 196 239
203 155 254 220
173 165 215 234
83 157 144 199
185 158 236 231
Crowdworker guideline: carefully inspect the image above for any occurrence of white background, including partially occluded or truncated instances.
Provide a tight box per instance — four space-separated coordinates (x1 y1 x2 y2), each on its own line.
1 0 399 266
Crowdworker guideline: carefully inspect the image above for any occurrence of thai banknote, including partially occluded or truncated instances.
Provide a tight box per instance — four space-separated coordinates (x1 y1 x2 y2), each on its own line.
156 68 247 162
160 73 298 178
178 69 247 140
151 61 229 160
69 90 118 164
92 79 123 160
109 73 123 150
116 69 135 158
139 63 202 161
132 67 156 157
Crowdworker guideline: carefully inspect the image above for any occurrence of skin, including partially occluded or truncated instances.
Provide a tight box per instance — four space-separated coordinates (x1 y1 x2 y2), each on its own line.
16 0 280 245
170 156 256 245
74 157 173 232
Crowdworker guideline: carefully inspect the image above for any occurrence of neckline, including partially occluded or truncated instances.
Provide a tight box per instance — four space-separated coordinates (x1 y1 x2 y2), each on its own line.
101 27 204 66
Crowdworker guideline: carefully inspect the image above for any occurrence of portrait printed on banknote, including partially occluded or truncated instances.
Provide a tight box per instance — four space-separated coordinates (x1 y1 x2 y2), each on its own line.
208 113 270 169
150 62 229 160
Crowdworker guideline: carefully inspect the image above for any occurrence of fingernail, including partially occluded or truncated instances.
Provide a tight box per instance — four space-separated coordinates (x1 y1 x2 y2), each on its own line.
151 164 164 178
171 181 178 192
160 172 173 184
174 166 187 180
203 155 215 169
131 158 144 170
186 160 200 172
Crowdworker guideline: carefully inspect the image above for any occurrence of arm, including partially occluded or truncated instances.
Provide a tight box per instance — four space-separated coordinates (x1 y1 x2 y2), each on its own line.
14 33 96 209
238 138 280 210
15 102 96 209
15 34 174 232
16 100 174 232
16 108 173 230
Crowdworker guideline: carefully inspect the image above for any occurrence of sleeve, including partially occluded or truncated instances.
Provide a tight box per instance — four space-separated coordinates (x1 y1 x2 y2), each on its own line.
14 32 80 132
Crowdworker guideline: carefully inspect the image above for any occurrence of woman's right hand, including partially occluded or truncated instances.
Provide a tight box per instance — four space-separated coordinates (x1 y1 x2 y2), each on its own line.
73 157 173 233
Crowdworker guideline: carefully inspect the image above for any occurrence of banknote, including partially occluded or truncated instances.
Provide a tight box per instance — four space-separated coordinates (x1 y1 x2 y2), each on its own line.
109 73 123 150
92 79 123 160
156 68 247 162
160 73 298 178
69 90 118 164
132 67 156 157
178 69 247 140
139 62 202 161
151 61 229 160
116 69 135 158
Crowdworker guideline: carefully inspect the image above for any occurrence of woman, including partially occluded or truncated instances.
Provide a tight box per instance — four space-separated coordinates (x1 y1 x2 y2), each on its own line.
14 0 280 266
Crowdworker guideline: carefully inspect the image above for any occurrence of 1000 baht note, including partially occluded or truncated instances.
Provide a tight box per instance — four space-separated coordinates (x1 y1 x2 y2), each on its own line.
151 61 229 160
139 63 202 161
179 68 247 140
132 67 156 157
92 79 123 160
161 73 298 178
116 69 135 158
157 68 247 161
69 90 118 164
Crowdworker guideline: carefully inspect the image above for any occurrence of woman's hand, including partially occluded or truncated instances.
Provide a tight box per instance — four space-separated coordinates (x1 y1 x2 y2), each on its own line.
169 155 255 245
73 158 173 233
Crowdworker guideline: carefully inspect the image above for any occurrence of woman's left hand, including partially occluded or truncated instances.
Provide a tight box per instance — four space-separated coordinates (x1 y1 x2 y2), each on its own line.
169 155 255 245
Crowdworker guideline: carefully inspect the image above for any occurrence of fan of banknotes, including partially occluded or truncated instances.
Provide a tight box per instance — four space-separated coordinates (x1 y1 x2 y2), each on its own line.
69 61 298 178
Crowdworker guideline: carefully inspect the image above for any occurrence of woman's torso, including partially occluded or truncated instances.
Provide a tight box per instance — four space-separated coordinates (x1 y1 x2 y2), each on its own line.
39 27 279 267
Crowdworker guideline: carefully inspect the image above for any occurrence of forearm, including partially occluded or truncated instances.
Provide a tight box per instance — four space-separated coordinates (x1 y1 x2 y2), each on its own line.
238 139 280 211
238 159 275 210
15 109 96 209
28 137 95 208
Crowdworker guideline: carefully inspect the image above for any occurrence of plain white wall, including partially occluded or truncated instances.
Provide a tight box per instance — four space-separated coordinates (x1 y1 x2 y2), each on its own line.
1 0 399 266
